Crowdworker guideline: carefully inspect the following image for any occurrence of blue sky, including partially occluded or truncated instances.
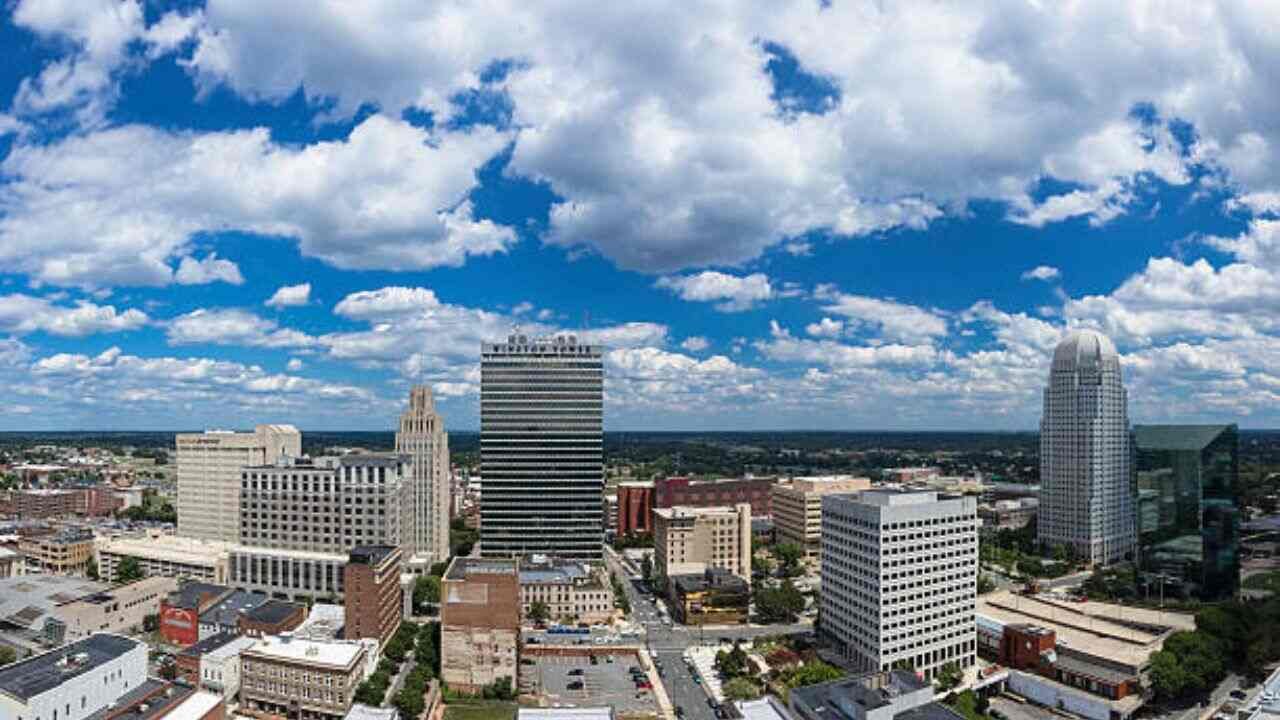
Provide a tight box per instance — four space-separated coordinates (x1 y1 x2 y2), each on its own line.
1 1 1279 431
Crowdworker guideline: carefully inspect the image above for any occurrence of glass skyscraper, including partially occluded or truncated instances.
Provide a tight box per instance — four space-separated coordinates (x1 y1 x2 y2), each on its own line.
479 333 604 560
1133 424 1240 601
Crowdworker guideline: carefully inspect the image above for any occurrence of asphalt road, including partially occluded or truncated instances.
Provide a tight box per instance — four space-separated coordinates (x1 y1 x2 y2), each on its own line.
603 548 814 720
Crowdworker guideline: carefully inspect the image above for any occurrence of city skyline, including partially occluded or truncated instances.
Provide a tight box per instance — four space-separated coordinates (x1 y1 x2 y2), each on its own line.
3 4 1280 431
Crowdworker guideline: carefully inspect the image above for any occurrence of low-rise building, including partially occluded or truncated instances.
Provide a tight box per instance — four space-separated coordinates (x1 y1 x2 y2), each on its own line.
772 476 872 558
789 670 961 720
518 554 613 625
160 582 236 646
88 678 225 720
0 574 112 652
240 635 370 720
880 468 941 483
238 600 306 638
177 632 241 683
97 533 233 584
669 568 750 625
13 489 79 519
343 545 403 647
295 603 346 641
0 634 148 720
200 635 257 703
19 527 95 575
54 576 178 641
977 498 1038 533
198 590 271 641
653 504 751 584
441 558 519 694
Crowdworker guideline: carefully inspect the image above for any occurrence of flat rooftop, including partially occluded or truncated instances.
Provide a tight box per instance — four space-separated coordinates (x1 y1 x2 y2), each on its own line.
199 590 270 627
0 633 141 701
1032 593 1195 632
445 557 518 580
518 709 615 720
0 574 109 630
978 592 1166 669
349 545 399 566
179 631 239 659
244 635 365 668
243 599 304 625
99 534 233 564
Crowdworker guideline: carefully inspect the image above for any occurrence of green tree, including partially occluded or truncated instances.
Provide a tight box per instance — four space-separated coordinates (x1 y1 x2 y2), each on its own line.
641 555 653 582
715 641 750 679
528 600 551 625
143 613 159 632
1148 650 1188 700
774 543 804 576
934 662 963 692
413 575 441 614
754 580 805 624
976 575 995 595
0 645 16 667
85 560 99 580
723 677 763 701
116 556 144 583
784 661 844 688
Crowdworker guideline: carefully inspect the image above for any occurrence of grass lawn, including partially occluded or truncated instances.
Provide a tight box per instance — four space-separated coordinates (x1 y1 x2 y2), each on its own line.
443 701 517 720
1243 571 1280 594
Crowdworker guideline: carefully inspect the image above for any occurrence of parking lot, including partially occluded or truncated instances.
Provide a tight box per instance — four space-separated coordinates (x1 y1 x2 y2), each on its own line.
521 652 660 716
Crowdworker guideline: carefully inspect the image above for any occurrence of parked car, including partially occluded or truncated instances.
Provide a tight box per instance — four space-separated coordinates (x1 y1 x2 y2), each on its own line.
569 668 584 676
568 681 584 691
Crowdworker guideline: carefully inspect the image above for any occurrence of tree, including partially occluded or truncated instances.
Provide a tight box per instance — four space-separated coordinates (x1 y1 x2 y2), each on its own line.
641 555 653 582
86 560 99 581
116 557 144 583
783 661 844 688
528 600 551 625
715 641 750 679
934 662 963 692
754 580 805 624
774 543 804 576
977 575 996 595
413 575 441 614
1148 650 1188 700
143 613 159 632
723 677 763 701
0 645 16 667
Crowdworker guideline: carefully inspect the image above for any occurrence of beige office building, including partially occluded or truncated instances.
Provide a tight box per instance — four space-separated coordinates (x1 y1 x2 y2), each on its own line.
773 476 872 557
55 576 178 640
176 425 301 542
653 503 751 581
240 636 369 720
97 533 233 584
396 386 451 572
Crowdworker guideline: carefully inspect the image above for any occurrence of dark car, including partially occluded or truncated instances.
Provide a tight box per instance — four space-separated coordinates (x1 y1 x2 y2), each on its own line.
675 707 686 718
569 668 585 676
568 681 584 690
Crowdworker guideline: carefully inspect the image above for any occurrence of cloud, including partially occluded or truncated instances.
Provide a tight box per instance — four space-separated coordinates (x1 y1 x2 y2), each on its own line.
0 115 513 287
167 308 316 348
655 272 775 312
680 336 710 352
805 317 844 338
174 253 244 285
814 285 948 343
578 323 669 349
1020 265 1061 282
264 283 312 309
286 357 304 371
11 0 200 126
757 321 940 369
0 294 147 336
164 2 1280 274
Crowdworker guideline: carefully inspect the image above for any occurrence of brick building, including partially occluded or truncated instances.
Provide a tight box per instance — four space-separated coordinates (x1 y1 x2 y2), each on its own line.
616 481 655 537
441 557 520 694
160 582 236 646
238 599 307 638
240 636 369 720
343 545 404 647
655 476 775 518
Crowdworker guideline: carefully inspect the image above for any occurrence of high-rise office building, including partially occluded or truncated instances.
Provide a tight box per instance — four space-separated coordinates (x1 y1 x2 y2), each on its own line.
176 425 301 542
397 386 451 571
1038 330 1135 566
480 334 604 560
1134 424 1240 601
819 490 978 681
229 454 412 599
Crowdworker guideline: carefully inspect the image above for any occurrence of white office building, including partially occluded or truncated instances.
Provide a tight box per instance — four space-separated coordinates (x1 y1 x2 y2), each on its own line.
0 634 148 720
480 334 604 560
176 425 301 542
200 635 257 702
820 490 978 681
397 386 451 572
1037 330 1136 566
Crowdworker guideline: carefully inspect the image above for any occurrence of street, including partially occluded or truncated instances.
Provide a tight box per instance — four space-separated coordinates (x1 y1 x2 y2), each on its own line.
603 547 813 720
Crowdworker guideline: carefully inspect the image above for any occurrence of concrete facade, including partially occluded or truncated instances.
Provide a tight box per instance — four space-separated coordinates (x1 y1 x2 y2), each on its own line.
396 386 451 572
653 504 752 583
772 476 872 558
96 533 232 584
820 490 978 681
54 576 177 641
1038 330 1136 566
176 425 301 543
518 555 612 625
20 527 94 575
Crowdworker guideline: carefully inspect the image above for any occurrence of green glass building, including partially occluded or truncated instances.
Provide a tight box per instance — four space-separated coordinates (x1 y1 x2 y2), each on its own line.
1133 424 1239 601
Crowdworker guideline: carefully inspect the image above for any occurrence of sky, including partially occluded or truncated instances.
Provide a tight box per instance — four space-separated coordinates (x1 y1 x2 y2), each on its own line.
1 1 1279 432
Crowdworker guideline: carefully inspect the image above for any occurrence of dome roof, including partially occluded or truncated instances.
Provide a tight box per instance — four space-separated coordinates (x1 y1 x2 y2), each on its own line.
1051 329 1119 374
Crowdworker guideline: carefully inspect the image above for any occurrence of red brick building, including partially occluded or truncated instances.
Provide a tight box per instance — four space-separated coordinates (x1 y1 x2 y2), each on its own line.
655 476 776 517
344 545 404 647
617 481 655 537
238 599 306 638
77 486 124 516
159 582 235 646
997 623 1140 701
